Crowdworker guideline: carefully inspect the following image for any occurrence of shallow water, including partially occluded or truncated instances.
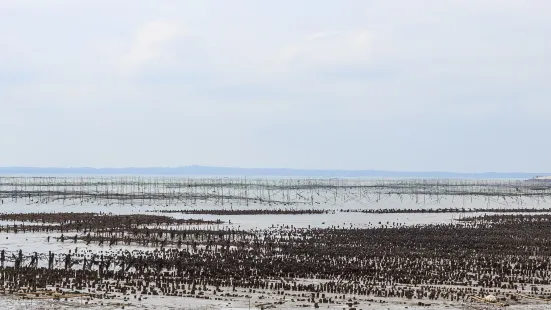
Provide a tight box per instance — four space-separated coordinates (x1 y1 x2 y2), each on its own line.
0 189 550 309
0 194 548 255
0 194 549 229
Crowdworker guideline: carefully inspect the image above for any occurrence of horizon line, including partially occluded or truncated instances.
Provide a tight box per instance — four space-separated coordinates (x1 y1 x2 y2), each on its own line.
0 166 548 177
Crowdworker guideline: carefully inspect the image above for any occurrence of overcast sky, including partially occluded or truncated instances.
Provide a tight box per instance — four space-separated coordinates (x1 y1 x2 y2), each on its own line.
1 0 550 172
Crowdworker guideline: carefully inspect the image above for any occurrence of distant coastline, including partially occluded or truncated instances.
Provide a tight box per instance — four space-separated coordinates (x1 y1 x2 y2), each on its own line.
0 166 547 179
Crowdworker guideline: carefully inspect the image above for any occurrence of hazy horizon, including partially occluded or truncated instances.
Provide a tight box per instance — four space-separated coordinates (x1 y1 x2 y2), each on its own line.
2 1 550 172
0 165 548 178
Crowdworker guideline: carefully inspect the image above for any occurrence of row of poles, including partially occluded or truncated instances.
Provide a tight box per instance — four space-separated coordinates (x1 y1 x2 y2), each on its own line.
0 176 550 207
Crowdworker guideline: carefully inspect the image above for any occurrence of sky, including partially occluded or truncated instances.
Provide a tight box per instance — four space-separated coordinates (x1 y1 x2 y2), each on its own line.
1 0 550 172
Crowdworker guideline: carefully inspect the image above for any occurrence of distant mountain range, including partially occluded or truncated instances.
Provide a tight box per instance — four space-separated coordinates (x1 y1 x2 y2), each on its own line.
0 166 547 179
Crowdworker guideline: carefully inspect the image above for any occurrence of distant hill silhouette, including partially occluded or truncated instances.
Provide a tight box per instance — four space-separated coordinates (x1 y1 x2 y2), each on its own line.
0 166 546 179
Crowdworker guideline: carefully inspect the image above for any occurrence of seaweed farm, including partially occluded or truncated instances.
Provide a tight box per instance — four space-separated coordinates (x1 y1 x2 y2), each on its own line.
2 176 551 207
1 177 551 310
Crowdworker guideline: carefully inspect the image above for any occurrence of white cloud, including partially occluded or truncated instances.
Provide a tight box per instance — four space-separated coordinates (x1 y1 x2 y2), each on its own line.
118 21 186 74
